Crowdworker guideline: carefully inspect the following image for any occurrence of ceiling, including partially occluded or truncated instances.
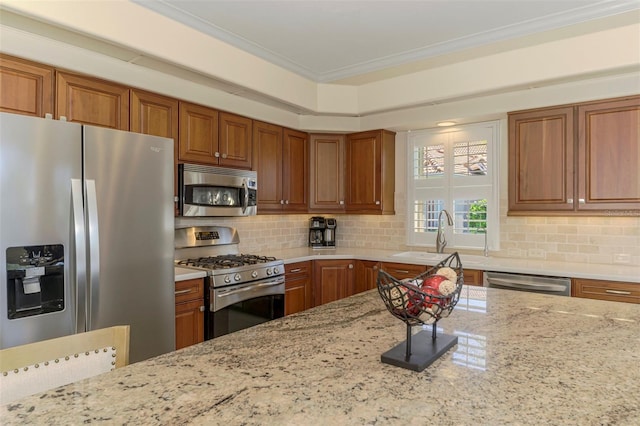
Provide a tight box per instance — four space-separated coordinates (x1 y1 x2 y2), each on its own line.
133 0 640 84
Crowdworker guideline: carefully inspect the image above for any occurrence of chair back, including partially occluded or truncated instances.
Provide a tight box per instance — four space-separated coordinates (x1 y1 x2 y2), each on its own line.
0 325 129 405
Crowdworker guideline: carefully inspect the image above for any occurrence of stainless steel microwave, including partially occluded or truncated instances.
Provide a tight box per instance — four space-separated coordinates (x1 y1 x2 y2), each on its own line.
178 164 257 217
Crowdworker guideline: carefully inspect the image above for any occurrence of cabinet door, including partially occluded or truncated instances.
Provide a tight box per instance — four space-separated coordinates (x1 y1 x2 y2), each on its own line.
253 120 283 212
354 260 379 294
380 262 427 280
345 130 395 214
283 128 309 212
219 112 252 169
285 261 312 315
0 54 54 117
462 269 483 286
130 89 180 215
577 96 640 211
178 101 219 165
508 106 575 212
56 71 129 130
309 134 346 212
313 260 354 306
175 299 205 350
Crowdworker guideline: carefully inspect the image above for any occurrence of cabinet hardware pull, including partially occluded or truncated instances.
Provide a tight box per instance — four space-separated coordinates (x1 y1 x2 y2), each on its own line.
605 289 631 295
221 153 228 159
375 201 380 205
289 268 302 273
567 198 573 204
174 289 192 295
199 306 205 312
579 198 585 204
285 200 289 204
395 270 409 274
339 200 344 205
349 264 354 269
280 200 284 204
214 152 220 158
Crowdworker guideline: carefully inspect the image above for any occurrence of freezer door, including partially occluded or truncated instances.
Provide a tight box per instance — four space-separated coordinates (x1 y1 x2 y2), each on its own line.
0 113 82 349
83 126 175 363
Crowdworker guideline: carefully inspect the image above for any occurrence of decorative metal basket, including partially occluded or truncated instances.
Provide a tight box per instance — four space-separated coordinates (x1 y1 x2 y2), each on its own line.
377 252 464 326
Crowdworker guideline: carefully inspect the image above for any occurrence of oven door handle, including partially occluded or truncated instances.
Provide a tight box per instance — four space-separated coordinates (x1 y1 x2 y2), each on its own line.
241 178 249 214
218 280 283 298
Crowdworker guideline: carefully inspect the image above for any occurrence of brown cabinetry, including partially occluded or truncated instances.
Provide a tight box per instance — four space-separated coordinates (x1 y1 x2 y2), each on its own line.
313 259 354 306
253 121 308 213
284 261 312 315
380 262 426 280
462 269 483 286
174 278 205 350
219 112 253 169
508 95 640 215
577 97 640 211
178 101 219 165
56 71 129 130
309 133 346 212
0 54 54 117
572 278 639 304
345 129 396 214
354 260 379 294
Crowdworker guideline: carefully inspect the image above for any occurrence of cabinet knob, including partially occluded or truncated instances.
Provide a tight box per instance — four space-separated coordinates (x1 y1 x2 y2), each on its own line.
567 198 573 204
214 152 220 158
222 153 228 159
339 200 344 205
280 200 285 204
349 264 354 269
199 306 205 312
285 200 289 205
375 201 380 205
579 198 585 204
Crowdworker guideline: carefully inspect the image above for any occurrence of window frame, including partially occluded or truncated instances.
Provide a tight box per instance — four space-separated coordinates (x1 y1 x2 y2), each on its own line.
406 121 500 251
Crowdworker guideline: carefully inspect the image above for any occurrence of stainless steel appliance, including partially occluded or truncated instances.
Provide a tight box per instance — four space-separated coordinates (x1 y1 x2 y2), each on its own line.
0 113 175 363
483 271 571 296
178 163 257 217
324 218 337 247
174 226 284 340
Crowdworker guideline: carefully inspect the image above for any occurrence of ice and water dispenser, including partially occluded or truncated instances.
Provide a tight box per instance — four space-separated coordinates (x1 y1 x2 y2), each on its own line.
5 245 65 319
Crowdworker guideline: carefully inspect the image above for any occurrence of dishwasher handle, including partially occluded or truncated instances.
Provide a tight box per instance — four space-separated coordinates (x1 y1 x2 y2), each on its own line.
485 277 567 293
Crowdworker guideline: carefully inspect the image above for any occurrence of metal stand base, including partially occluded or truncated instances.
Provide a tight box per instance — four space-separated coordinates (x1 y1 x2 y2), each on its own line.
381 330 458 372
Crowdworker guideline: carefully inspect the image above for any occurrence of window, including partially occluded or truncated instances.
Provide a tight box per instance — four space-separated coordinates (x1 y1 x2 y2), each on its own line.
406 121 499 251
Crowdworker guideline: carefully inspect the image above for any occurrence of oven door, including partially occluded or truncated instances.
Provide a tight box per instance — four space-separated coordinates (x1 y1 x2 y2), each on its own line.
207 276 285 339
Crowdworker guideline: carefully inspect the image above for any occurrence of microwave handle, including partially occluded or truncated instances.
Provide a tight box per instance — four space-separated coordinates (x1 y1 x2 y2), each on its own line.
242 178 249 214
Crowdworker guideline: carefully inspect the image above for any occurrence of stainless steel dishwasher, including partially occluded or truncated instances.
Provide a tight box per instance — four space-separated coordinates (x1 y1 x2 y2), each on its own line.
483 271 571 296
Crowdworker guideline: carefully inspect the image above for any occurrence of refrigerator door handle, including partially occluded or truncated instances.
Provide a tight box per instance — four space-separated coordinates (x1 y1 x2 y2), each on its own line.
85 179 100 330
71 179 87 333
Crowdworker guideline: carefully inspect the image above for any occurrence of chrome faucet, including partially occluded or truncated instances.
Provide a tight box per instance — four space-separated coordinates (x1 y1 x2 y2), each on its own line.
435 209 453 253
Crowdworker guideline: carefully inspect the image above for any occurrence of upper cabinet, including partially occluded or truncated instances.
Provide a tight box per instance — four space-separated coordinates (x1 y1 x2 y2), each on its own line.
253 121 308 213
345 129 396 214
178 101 220 165
0 54 54 117
577 97 640 212
56 71 129 130
508 106 575 212
508 95 640 215
309 133 346 212
178 104 252 169
218 112 252 169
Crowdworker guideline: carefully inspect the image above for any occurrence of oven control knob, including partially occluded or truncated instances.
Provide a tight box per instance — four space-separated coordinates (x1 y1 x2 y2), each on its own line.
266 268 272 276
224 276 231 284
272 266 280 275
251 271 258 279
234 274 241 281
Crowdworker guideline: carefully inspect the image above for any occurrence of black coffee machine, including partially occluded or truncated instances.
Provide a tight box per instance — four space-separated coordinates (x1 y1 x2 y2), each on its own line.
309 217 337 248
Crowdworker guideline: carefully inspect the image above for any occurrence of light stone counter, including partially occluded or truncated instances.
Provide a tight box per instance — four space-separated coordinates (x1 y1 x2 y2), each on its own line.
2 287 639 425
270 247 640 283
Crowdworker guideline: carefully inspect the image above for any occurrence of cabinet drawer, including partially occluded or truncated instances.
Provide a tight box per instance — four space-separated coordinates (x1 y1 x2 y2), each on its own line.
285 261 311 279
572 278 640 304
463 269 483 286
175 278 204 303
380 262 427 280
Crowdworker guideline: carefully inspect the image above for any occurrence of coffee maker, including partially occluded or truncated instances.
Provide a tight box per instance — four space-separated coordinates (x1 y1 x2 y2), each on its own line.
324 218 337 247
309 217 325 248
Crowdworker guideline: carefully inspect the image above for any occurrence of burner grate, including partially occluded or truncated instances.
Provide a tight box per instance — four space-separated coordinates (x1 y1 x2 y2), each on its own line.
177 254 277 269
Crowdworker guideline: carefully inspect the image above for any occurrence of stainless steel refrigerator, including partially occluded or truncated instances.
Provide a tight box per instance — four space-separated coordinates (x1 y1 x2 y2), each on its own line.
0 112 175 363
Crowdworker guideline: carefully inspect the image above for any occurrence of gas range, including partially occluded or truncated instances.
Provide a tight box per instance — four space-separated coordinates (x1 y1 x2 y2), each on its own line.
174 226 284 288
176 254 284 288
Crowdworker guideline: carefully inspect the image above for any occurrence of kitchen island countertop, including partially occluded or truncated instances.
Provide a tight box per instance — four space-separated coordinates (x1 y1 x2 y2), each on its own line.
2 286 639 425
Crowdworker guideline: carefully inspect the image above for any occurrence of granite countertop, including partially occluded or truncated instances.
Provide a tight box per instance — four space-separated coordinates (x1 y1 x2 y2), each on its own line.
269 247 640 283
3 287 639 425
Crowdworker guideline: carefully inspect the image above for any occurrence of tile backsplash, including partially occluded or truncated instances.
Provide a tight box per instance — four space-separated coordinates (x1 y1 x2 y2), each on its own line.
176 207 639 266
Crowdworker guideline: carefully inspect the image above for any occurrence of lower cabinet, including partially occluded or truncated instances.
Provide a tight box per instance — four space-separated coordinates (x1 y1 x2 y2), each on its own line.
285 261 312 315
175 278 205 350
462 269 483 286
572 278 639 304
354 260 379 294
313 259 354 306
379 262 427 280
